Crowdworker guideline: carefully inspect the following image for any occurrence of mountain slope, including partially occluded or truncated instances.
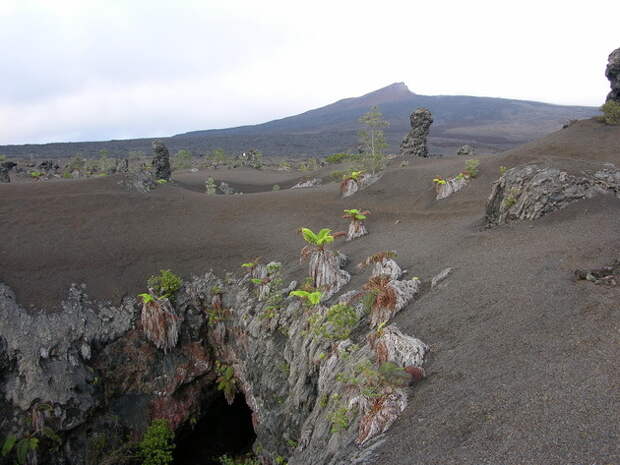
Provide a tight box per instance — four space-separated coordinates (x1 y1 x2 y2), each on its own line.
0 83 599 158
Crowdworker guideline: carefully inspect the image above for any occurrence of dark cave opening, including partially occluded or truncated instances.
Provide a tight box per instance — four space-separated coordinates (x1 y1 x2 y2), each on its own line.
173 392 256 465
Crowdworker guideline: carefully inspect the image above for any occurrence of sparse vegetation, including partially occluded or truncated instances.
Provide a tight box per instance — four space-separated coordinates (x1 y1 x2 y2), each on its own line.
215 361 237 403
500 165 508 175
147 269 183 300
358 106 389 173
342 209 368 221
325 152 352 164
309 303 358 341
272 184 280 191
329 406 352 433
137 419 174 465
289 290 322 306
600 100 620 124
218 455 261 465
172 149 193 170
463 159 480 178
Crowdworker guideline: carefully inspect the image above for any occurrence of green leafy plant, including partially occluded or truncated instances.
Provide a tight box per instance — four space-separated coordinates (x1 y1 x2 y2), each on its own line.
600 100 620 124
343 209 368 221
138 419 174 465
172 149 193 170
463 159 480 178
300 228 335 248
329 406 351 433
325 152 352 164
156 179 168 184
2 435 39 465
147 269 182 300
358 106 389 173
289 290 322 306
29 171 45 179
310 303 358 341
432 177 447 185
218 455 260 465
499 165 508 175
215 361 236 402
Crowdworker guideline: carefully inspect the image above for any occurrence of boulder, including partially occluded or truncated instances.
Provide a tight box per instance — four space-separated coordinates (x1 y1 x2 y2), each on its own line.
457 144 475 156
218 181 235 195
605 47 620 102
0 161 16 183
400 108 433 158
152 140 171 181
486 162 620 226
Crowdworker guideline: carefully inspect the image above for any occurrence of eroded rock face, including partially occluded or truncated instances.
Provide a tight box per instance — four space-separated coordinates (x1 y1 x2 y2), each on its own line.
400 108 433 158
486 163 620 226
0 252 434 465
152 140 171 181
606 47 620 103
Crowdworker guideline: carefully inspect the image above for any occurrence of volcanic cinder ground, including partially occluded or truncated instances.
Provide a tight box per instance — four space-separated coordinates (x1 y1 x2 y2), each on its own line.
1 119 619 464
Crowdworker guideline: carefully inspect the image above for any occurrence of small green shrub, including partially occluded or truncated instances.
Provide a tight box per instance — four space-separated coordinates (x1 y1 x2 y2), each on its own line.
138 419 174 465
289 290 322 306
147 270 183 299
329 407 351 433
329 169 349 182
310 303 358 341
172 149 193 170
215 361 236 400
62 172 73 179
29 171 45 178
272 184 280 191
600 100 620 124
464 159 480 178
325 153 352 164
499 166 507 175
0 154 6 162
218 455 261 465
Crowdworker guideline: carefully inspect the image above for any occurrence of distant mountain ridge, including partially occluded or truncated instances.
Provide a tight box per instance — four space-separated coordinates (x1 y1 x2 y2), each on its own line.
0 83 599 158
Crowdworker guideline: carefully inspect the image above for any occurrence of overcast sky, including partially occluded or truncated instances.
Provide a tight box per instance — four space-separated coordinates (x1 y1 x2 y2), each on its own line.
0 0 618 145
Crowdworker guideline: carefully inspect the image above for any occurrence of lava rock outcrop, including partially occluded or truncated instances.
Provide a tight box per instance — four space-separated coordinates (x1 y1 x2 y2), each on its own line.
605 47 620 102
486 162 620 226
400 108 433 158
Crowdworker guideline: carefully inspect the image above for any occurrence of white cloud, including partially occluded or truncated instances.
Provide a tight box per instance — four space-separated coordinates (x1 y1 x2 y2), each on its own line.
0 0 618 144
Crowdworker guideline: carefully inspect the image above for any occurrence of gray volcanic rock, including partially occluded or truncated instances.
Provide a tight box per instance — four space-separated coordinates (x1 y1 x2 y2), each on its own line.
456 144 475 156
218 181 235 194
117 158 129 173
486 162 620 226
152 140 171 180
0 252 432 465
605 47 620 102
0 161 16 183
120 166 156 192
400 108 433 158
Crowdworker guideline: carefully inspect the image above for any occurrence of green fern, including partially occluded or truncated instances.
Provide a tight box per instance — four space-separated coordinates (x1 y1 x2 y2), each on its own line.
301 228 334 247
290 290 322 305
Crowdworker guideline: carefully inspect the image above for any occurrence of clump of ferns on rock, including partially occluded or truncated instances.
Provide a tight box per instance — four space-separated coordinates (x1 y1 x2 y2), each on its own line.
299 228 350 300
343 209 370 241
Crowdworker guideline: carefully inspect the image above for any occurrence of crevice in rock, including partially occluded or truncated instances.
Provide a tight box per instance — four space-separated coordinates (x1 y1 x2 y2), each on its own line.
173 391 256 465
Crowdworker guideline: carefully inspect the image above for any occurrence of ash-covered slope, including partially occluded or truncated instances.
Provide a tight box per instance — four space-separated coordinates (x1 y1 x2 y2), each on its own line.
0 119 618 465
0 83 598 159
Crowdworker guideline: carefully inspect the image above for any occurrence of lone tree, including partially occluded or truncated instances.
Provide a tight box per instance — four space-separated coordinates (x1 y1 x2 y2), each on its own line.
358 106 389 173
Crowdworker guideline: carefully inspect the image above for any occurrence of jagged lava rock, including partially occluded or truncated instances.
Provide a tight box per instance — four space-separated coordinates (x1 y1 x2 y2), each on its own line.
486 162 620 226
152 139 171 181
606 47 620 102
400 108 433 158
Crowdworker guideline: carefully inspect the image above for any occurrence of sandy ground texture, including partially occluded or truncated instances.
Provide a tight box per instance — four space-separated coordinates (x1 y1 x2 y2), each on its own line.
0 118 619 464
